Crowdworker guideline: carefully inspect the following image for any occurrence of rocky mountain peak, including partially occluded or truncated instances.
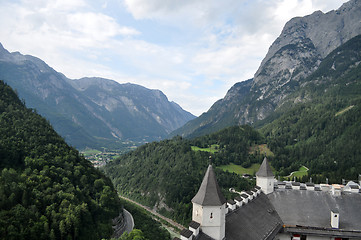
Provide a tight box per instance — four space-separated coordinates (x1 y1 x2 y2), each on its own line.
172 0 361 138
257 0 361 80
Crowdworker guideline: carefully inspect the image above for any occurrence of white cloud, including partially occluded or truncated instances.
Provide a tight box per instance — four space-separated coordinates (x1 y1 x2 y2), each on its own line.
68 12 140 39
0 0 349 115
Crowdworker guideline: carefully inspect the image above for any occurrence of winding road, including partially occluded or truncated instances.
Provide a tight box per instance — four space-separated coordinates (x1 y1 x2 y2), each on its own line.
119 195 185 230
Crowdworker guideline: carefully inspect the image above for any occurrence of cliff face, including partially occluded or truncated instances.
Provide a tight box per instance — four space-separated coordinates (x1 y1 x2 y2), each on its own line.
252 0 361 116
172 0 361 138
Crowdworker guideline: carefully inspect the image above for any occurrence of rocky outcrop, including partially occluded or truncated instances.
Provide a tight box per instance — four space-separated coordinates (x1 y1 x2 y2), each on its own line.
173 0 361 138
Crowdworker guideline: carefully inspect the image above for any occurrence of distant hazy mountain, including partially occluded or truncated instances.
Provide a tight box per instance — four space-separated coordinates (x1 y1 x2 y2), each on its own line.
172 0 361 138
0 44 195 149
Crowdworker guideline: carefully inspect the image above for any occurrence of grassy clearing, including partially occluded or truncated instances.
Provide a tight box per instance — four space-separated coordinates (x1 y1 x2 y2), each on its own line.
218 163 261 176
81 148 101 156
286 165 309 179
249 144 274 157
191 144 219 153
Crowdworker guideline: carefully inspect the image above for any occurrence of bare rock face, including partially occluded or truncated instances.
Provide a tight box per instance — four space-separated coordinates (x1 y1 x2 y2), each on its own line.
173 0 361 137
255 0 361 86
245 0 361 123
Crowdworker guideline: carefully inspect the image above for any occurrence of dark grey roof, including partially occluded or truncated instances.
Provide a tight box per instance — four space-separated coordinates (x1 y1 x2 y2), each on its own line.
234 196 243 201
241 194 249 198
192 165 226 206
246 191 253 195
180 229 193 238
195 232 213 240
283 226 361 238
292 182 300 186
225 192 283 240
189 221 200 229
256 157 274 177
306 182 315 186
255 186 261 190
268 189 361 232
173 238 181 240
228 199 236 205
300 185 307 190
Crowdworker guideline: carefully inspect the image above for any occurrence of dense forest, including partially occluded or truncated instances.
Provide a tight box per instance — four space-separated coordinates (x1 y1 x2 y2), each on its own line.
261 35 361 183
103 125 263 225
0 80 122 240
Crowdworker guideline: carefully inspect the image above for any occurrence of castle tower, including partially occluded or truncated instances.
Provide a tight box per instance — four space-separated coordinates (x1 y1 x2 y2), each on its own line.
256 157 275 194
192 164 227 240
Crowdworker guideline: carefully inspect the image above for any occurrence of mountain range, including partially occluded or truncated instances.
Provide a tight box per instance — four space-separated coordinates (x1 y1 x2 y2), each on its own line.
172 0 361 138
0 45 195 150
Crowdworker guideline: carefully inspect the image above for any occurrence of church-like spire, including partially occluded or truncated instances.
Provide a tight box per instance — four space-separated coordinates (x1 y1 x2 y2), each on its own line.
192 164 226 206
256 157 274 177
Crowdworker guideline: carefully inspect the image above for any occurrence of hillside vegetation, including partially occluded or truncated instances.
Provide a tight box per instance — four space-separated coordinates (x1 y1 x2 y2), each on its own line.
261 35 361 182
103 125 265 225
0 80 122 239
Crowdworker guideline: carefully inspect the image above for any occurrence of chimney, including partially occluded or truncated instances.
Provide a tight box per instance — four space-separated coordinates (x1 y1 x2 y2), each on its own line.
246 191 254 200
234 196 243 207
251 188 258 197
332 184 342 196
241 194 249 204
227 199 236 212
255 186 261 194
180 229 193 240
331 210 339 229
188 221 200 238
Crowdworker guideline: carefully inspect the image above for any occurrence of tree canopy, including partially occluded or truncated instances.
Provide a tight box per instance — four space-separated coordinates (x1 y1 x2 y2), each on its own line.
0 80 121 239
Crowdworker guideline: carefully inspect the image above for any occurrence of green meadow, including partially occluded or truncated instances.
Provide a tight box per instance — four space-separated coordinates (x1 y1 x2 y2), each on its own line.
218 163 261 176
191 144 220 153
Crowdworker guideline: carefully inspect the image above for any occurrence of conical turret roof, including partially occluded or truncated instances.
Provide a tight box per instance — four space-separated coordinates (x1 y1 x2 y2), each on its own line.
192 165 226 206
256 157 274 177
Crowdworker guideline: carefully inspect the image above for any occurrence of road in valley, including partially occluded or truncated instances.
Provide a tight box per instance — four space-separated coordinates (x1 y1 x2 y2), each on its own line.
119 195 185 230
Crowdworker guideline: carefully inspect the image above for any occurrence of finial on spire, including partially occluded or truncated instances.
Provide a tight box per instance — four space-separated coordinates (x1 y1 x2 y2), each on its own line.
209 155 212 165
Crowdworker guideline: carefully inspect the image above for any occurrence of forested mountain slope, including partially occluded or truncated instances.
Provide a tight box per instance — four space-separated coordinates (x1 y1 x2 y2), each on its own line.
0 44 194 150
172 0 361 138
0 80 121 239
261 34 361 183
103 126 264 225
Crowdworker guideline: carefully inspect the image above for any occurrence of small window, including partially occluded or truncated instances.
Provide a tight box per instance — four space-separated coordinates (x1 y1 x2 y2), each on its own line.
210 213 213 219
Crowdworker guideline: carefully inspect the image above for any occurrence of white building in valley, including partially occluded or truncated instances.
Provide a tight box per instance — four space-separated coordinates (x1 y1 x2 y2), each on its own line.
175 157 361 240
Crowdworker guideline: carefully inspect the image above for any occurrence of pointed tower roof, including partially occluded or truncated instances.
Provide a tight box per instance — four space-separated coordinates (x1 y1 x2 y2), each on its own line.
256 157 274 177
192 165 226 206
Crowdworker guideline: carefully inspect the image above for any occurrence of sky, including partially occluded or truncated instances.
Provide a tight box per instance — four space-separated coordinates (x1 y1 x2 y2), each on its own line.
0 0 349 116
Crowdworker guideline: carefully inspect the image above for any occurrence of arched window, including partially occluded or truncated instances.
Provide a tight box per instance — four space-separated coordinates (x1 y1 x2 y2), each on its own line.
210 213 213 219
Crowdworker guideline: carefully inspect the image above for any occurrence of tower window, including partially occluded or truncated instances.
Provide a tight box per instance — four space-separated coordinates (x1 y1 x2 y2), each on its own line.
210 213 213 219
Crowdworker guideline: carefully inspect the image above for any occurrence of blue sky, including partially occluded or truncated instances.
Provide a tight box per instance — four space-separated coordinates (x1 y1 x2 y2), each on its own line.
0 0 348 116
